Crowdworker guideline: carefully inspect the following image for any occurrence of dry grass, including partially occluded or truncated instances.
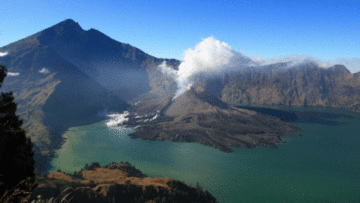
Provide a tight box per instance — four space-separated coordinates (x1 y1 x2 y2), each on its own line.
30 166 175 203
0 177 37 203
31 187 73 203
47 168 173 190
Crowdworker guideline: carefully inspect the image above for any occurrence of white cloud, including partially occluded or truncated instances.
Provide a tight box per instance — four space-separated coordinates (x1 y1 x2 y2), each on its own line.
39 67 50 74
250 56 264 63
7 72 20 76
256 55 326 68
0 52 8 57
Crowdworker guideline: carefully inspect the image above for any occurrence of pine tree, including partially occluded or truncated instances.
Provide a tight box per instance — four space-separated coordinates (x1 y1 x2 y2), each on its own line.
0 65 36 197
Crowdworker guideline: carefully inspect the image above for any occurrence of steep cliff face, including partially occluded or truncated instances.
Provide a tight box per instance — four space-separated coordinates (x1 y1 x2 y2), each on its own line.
200 63 360 112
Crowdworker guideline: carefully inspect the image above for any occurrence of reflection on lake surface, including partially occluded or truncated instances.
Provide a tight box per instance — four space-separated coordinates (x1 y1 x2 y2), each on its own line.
50 105 360 203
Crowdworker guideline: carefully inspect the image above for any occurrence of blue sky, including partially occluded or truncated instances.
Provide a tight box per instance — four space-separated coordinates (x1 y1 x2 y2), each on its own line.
0 0 359 72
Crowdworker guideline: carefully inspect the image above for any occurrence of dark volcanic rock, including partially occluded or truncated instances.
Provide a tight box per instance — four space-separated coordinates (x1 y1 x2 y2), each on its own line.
122 87 302 153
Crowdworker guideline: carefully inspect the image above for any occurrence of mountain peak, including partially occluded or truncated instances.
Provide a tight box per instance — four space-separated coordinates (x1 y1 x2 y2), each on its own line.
59 18 76 24
57 19 81 27
328 64 351 75
184 86 228 108
35 19 85 44
1 19 85 50
51 18 83 33
164 86 228 118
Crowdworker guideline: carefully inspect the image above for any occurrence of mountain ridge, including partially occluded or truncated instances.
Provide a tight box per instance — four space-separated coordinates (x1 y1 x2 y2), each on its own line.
3 19 359 111
217 62 360 111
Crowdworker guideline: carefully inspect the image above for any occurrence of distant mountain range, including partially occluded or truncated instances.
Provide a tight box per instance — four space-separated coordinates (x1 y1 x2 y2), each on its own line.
1 19 360 170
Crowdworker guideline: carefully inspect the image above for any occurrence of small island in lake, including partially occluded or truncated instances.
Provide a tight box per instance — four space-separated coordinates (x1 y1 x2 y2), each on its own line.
113 86 302 153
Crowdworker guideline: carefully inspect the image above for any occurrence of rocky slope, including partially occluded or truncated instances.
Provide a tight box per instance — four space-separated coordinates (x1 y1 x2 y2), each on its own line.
119 87 302 152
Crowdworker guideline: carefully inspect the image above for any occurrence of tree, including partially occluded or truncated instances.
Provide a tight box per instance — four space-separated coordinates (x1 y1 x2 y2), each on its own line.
195 181 203 191
88 162 101 170
84 163 89 170
0 65 36 198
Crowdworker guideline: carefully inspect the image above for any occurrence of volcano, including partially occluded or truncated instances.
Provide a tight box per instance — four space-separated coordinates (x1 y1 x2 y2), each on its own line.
120 86 302 152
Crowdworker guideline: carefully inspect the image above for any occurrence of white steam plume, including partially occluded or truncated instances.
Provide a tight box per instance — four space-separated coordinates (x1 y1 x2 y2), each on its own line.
159 61 177 79
160 36 257 98
106 111 129 127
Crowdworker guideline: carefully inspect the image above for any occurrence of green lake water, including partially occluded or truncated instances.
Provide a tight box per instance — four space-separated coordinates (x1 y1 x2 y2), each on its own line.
49 106 360 203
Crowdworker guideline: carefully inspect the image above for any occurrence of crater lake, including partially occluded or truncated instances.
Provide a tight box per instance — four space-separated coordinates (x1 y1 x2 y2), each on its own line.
48 105 360 203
